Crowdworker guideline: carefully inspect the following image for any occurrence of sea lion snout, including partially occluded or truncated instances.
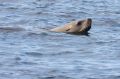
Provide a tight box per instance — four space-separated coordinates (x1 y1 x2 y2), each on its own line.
87 18 92 21
87 18 92 26
78 18 92 33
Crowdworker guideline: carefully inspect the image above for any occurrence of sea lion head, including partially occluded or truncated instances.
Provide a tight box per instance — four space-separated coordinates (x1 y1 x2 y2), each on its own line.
66 18 92 33
50 18 92 34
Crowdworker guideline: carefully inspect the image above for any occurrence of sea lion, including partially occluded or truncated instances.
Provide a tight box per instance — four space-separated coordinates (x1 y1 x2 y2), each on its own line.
50 18 92 34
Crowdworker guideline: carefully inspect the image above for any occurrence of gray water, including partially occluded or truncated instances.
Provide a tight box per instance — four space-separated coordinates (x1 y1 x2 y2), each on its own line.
0 0 120 79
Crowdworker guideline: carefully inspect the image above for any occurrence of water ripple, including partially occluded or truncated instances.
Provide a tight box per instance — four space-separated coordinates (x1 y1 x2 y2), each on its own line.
0 0 120 79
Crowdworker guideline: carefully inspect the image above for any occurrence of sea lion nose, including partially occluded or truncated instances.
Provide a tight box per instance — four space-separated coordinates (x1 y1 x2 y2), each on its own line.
87 18 92 22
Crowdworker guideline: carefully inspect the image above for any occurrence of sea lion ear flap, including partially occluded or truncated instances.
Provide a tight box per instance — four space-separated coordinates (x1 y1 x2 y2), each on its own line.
76 21 83 26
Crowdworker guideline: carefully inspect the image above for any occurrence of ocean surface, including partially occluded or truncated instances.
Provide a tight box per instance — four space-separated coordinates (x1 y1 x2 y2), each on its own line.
0 0 120 79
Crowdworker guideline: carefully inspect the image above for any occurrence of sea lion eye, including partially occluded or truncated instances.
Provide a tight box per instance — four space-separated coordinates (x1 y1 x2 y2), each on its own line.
66 29 70 31
77 21 82 26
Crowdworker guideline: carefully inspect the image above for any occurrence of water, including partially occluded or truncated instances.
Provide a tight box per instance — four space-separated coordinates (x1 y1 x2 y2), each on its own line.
0 0 120 79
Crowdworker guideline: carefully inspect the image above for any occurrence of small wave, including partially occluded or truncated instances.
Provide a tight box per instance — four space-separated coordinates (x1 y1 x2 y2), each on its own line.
0 26 50 37
27 32 48 36
0 27 25 32
25 52 43 57
40 75 72 79
19 61 37 65
51 51 75 56
25 51 75 57
86 75 120 79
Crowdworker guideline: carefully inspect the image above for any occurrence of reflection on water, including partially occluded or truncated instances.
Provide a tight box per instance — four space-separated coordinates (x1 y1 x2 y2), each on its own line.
0 0 120 79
